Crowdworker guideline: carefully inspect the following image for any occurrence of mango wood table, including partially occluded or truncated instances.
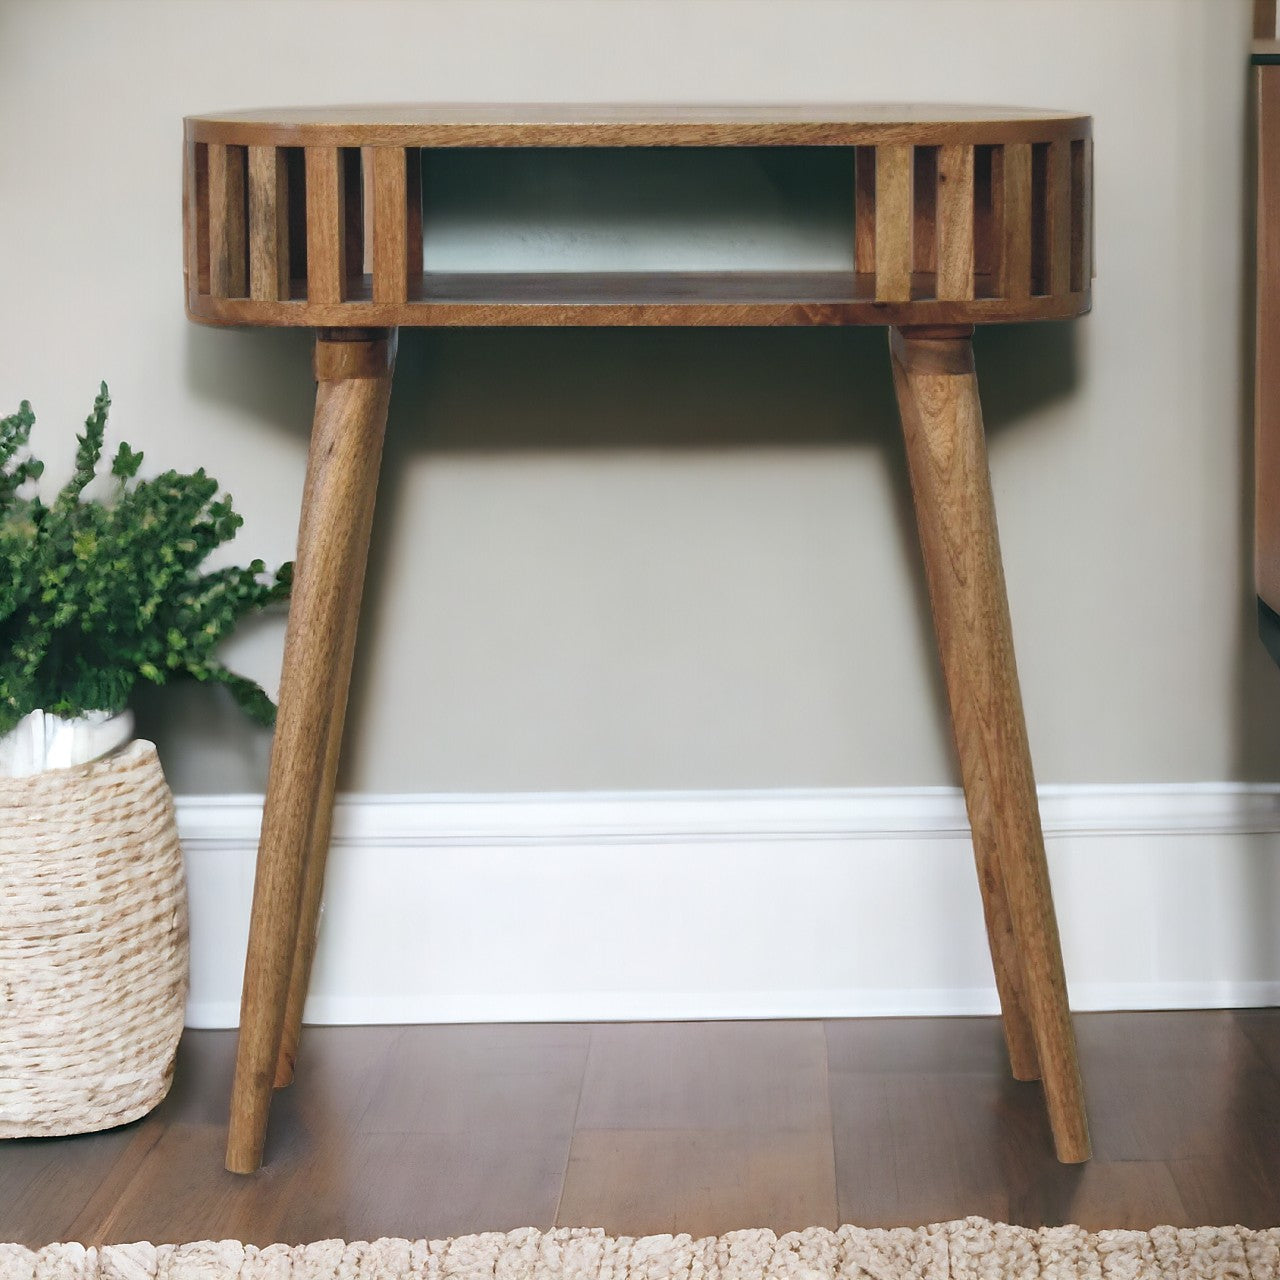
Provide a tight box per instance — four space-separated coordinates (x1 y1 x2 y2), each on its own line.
181 104 1095 1173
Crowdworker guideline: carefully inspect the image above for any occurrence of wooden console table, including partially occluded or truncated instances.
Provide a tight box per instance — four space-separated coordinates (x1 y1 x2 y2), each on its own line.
181 104 1094 1173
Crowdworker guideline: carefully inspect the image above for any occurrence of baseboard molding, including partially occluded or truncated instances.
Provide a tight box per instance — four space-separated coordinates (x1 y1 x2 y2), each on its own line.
178 784 1280 1028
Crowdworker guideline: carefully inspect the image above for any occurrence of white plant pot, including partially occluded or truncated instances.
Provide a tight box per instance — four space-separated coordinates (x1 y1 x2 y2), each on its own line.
0 708 135 778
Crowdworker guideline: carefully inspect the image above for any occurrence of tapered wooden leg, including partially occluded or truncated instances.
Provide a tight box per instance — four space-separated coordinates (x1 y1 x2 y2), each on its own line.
226 328 397 1174
271 617 358 1089
889 324 1089 1163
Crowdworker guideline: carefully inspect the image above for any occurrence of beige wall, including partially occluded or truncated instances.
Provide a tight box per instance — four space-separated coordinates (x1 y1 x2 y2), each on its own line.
1 0 1273 795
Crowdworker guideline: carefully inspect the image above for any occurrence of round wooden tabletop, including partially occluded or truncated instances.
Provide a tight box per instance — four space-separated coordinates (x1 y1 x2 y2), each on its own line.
182 104 1092 329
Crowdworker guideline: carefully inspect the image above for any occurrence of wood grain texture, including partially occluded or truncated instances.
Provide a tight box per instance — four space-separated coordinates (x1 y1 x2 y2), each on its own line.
183 143 199 299
1257 66 1280 612
8 1012 1280 1247
185 103 1091 149
185 109 1091 329
187 271 1091 329
875 145 913 302
226 330 397 1174
1047 140 1072 296
248 146 290 301
1000 143 1033 299
371 148 409 304
854 147 875 276
558 1129 839 1237
889 326 1089 1163
936 144 975 301
406 148 424 286
208 143 246 298
304 147 344 306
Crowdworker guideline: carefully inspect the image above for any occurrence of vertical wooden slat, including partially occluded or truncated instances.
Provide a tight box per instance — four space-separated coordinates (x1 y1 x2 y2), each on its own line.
406 148 424 295
937 144 975 301
371 148 409 304
875 144 912 302
183 142 199 298
1047 139 1072 296
854 147 875 281
305 146 344 305
208 143 228 296
1084 137 1095 281
249 146 290 302
999 142 1033 299
209 143 247 299
1069 140 1086 293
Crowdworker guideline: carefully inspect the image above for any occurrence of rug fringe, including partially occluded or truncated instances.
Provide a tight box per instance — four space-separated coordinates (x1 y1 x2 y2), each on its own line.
2 1220 1277 1280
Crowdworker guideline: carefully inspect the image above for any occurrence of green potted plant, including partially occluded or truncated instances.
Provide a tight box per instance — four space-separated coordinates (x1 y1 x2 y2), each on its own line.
0 385 290 1137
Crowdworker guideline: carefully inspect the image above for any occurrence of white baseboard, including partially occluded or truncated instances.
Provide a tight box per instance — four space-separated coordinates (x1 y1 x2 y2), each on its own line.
178 784 1280 1029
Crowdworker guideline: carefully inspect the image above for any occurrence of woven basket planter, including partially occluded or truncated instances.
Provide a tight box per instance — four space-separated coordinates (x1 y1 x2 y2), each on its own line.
0 739 188 1137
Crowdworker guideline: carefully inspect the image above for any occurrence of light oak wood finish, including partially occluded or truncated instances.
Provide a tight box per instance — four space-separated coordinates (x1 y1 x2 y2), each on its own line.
936 144 975 301
874 144 913 303
999 143 1033 300
248 146 290 302
208 143 247 300
184 106 1094 1173
225 329 396 1174
889 325 1088 1163
187 103 1090 148
183 107 1092 329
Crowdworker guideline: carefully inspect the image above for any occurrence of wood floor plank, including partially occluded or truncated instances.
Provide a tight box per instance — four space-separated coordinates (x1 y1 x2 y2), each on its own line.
1004 1159 1192 1230
0 1122 163 1246
1072 1013 1280 1163
829 1070 1029 1226
359 1023 590 1137
1167 1152 1280 1230
556 1128 839 1237
825 1015 1011 1075
284 1132 572 1241
575 1021 831 1132
6 1013 1280 1247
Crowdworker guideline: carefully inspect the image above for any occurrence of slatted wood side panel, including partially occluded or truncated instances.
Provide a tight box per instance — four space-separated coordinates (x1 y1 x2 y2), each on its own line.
184 131 1089 324
853 137 1086 305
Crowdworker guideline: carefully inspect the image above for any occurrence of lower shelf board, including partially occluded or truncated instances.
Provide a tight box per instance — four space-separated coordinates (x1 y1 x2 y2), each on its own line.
187 270 1087 328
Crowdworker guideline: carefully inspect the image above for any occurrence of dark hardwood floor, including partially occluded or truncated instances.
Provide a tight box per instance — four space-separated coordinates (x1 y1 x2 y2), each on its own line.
4 1012 1280 1247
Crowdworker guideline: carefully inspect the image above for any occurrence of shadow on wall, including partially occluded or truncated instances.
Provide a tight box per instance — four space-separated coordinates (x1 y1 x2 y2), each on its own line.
153 317 1079 795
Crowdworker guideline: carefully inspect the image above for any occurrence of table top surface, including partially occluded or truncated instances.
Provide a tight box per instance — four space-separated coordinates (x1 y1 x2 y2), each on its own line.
185 102 1089 147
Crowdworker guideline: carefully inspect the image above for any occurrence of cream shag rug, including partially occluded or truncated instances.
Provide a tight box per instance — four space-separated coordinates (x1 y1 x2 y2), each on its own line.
2 1220 1278 1280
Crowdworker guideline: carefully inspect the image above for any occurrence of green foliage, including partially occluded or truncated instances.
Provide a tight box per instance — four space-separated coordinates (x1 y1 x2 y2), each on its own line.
0 385 292 734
